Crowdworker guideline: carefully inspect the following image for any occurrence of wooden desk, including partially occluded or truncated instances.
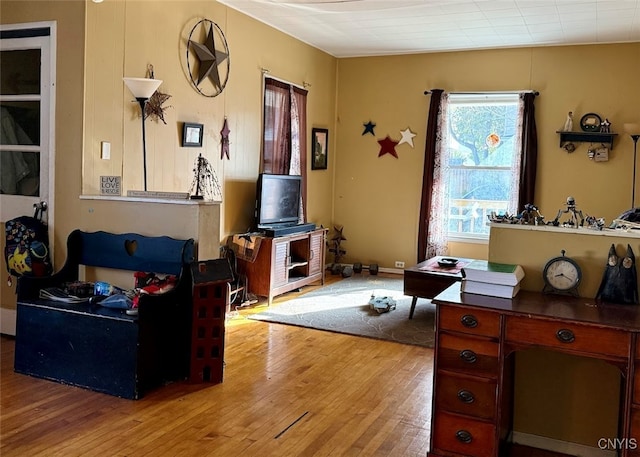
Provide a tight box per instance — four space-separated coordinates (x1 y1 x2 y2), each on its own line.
404 257 475 319
428 284 640 457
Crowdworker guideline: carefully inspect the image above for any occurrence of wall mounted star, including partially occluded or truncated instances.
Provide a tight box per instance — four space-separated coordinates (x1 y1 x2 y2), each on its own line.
398 127 417 147
144 90 172 124
377 135 399 158
186 19 230 98
362 120 376 136
220 117 230 160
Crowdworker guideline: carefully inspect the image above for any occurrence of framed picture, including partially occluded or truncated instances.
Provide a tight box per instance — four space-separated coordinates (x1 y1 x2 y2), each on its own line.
311 127 328 170
182 122 203 147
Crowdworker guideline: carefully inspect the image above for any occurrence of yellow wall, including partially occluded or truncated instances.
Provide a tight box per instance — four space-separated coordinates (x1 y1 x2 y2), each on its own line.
82 0 337 237
335 44 640 267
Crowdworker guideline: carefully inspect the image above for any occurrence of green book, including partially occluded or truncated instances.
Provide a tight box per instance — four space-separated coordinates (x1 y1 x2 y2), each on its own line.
462 260 525 286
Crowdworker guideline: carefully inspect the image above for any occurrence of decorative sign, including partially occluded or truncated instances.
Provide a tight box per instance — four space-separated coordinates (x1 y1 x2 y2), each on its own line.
100 176 121 196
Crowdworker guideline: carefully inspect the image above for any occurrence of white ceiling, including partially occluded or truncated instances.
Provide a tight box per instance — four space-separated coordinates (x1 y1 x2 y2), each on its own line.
216 0 640 57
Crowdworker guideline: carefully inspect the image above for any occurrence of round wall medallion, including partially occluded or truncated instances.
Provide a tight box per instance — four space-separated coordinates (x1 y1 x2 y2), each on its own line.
580 112 602 132
186 19 230 98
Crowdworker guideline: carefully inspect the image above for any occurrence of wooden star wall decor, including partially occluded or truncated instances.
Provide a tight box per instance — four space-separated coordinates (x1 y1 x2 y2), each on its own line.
377 135 399 158
362 117 418 159
362 120 376 136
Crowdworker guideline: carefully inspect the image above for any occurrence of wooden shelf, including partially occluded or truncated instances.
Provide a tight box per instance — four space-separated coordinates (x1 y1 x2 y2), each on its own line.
556 130 617 149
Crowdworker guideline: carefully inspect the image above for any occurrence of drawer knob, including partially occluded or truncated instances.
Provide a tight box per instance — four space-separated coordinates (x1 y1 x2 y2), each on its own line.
556 328 575 343
459 349 477 364
456 429 473 444
460 314 478 328
457 389 475 404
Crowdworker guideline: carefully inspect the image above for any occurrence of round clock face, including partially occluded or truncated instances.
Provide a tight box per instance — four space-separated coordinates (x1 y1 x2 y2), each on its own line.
543 257 582 291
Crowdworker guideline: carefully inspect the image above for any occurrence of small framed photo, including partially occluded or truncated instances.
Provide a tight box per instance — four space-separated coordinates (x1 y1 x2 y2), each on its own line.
182 122 203 147
311 127 328 170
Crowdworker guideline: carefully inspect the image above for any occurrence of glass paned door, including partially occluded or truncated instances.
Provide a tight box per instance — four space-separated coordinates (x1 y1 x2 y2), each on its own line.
0 29 52 223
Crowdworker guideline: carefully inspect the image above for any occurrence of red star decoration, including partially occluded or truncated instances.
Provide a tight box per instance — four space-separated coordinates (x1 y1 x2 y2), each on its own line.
377 135 399 158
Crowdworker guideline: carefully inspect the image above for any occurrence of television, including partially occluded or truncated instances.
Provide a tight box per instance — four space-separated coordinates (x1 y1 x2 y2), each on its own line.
255 173 302 229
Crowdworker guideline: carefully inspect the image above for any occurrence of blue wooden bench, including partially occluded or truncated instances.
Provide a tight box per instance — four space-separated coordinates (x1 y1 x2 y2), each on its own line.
14 230 196 399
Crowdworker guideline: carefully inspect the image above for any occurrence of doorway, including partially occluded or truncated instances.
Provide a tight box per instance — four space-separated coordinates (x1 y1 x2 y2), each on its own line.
0 22 56 335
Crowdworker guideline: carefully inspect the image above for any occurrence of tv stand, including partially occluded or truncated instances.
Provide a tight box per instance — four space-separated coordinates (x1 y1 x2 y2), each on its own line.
237 228 328 305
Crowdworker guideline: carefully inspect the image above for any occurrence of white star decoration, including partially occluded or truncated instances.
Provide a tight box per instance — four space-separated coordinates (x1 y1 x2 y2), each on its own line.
398 128 417 147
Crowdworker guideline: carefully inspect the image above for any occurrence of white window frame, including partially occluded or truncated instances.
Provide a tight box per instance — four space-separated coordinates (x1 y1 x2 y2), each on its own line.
444 92 521 243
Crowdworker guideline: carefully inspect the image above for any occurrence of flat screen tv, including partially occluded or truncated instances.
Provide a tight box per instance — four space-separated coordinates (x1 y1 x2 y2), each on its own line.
255 173 301 229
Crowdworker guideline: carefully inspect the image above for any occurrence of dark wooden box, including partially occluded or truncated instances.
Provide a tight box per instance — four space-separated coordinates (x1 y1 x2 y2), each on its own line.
14 230 195 399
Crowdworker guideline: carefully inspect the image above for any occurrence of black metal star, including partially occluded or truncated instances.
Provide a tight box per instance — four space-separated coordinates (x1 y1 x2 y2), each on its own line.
189 24 228 91
331 225 347 242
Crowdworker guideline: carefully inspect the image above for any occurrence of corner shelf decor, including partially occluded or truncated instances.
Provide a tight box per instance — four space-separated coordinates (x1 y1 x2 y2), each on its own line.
556 130 618 150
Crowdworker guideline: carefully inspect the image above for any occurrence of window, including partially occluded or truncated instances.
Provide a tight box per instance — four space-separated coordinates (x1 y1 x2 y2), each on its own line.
443 93 522 240
262 77 308 221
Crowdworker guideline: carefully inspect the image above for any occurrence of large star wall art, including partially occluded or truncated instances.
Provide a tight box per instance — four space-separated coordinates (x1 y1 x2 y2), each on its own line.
186 19 230 98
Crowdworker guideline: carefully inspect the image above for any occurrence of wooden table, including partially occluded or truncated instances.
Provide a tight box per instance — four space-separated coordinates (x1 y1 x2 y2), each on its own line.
428 284 640 457
404 256 475 319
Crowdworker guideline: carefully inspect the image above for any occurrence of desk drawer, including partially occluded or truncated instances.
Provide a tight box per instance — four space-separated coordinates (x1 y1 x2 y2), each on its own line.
439 305 501 338
432 410 496 457
505 316 629 358
438 333 499 378
435 372 497 420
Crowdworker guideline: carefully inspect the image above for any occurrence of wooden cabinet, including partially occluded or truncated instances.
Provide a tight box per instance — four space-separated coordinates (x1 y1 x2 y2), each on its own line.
431 304 502 457
429 285 640 457
237 228 327 305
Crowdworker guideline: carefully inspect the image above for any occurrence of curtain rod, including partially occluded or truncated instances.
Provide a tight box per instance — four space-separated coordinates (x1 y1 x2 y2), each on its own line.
261 68 311 90
423 89 539 96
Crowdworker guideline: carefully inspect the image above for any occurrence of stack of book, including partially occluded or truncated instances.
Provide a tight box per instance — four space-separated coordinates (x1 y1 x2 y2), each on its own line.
461 260 525 298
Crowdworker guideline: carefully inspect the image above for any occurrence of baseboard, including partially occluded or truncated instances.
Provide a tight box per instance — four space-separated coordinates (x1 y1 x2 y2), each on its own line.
512 431 616 457
1 308 17 336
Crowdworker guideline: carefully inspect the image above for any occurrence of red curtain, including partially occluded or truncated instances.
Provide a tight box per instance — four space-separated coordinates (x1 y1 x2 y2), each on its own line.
263 78 291 174
417 89 443 263
262 77 308 218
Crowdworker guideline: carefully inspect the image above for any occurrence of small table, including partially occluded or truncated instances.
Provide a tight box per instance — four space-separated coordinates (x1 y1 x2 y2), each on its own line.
404 256 475 319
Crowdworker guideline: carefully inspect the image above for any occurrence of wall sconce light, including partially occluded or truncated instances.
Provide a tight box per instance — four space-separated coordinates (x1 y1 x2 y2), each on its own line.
123 77 162 191
624 123 640 208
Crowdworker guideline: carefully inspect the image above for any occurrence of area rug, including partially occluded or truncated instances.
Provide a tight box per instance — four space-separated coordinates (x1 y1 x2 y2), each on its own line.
248 275 435 348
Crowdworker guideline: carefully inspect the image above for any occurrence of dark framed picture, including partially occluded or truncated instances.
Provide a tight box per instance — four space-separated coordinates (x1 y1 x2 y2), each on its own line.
182 122 203 147
311 127 328 170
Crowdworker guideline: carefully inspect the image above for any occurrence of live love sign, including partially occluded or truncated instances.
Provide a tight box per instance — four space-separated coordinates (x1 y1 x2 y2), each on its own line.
100 176 121 195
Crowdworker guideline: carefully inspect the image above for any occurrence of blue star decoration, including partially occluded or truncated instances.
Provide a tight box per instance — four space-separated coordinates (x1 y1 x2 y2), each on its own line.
378 135 399 158
362 121 376 136
189 23 228 92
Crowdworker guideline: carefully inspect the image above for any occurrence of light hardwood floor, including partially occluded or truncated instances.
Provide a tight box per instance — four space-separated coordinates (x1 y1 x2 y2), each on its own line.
1 276 434 457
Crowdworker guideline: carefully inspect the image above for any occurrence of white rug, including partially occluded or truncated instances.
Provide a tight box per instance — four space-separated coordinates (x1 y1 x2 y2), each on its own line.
248 275 435 348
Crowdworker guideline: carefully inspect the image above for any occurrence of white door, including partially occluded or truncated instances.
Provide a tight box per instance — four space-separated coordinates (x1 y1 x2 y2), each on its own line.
0 23 55 226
